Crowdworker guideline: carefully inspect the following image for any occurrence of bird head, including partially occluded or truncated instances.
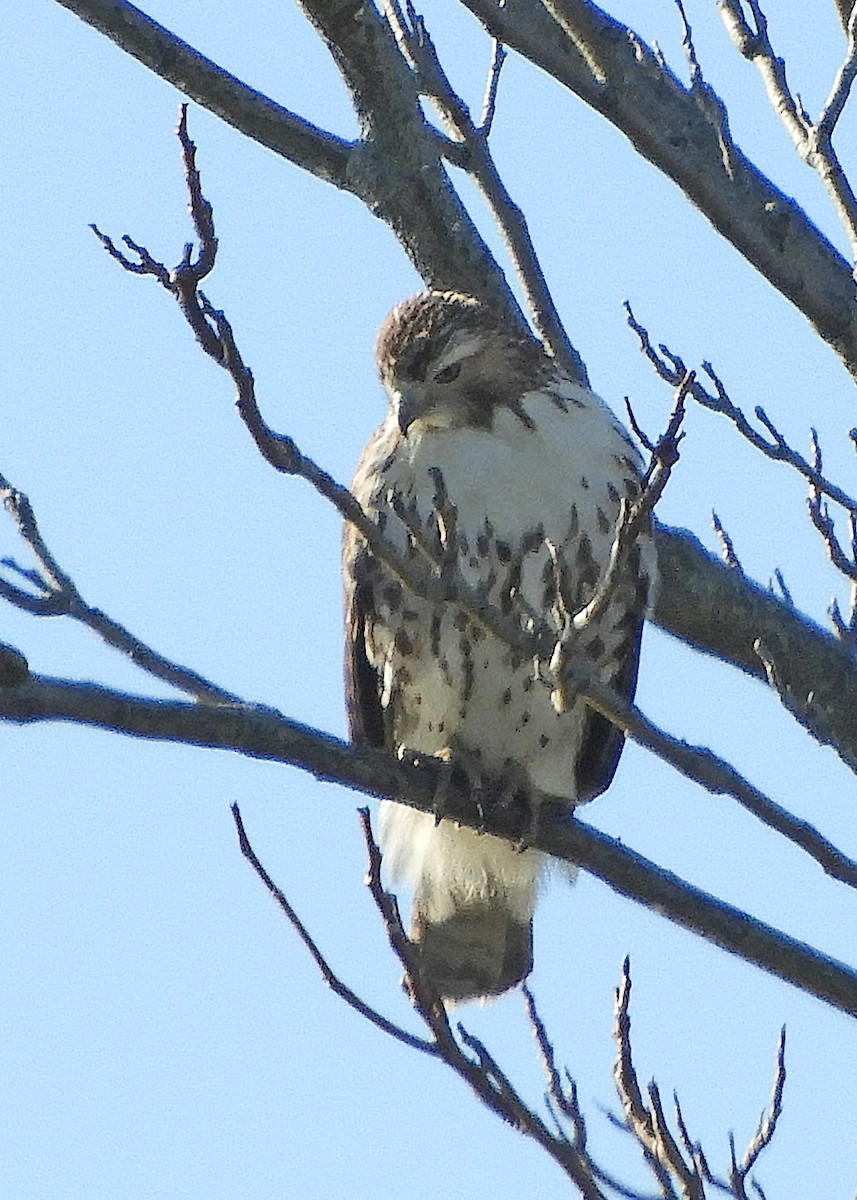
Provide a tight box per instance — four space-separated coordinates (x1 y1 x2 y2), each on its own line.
375 292 548 435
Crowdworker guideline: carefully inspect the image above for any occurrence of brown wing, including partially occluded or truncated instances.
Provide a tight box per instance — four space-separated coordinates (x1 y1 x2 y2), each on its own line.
342 523 387 750
574 558 649 803
342 419 399 751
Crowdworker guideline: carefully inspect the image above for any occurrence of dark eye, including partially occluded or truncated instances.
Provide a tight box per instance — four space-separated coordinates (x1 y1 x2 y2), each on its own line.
434 361 462 384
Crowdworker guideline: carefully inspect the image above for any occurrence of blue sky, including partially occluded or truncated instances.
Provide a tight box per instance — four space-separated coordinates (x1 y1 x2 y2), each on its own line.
3 1 857 1196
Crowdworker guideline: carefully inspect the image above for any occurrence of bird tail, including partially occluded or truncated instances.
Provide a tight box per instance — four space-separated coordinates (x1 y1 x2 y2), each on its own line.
411 901 533 1003
379 802 541 1003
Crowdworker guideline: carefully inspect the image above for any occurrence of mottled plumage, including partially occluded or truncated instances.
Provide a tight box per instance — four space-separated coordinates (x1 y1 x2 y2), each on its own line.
344 292 655 1002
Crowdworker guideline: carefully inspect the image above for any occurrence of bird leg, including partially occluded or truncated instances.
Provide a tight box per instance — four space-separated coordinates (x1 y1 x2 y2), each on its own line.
495 759 544 851
428 739 489 832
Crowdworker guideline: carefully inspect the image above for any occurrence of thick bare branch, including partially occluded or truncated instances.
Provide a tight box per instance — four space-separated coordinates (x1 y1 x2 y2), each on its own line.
3 667 857 1020
460 0 857 380
654 524 857 772
54 0 353 188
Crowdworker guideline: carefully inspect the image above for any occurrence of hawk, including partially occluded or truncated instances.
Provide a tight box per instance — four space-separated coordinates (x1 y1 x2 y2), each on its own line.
343 291 655 1003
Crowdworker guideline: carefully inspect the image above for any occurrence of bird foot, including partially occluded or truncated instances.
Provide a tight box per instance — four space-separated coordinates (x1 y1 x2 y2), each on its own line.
496 761 543 851
432 742 489 832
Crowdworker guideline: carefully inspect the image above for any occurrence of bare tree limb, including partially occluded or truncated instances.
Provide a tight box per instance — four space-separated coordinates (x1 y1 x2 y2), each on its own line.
56 0 525 324
613 961 783 1199
0 471 239 704
231 804 437 1055
460 0 857 380
293 0 527 315
719 0 857 261
571 666 857 889
567 373 689 632
234 789 788 1197
834 0 856 34
385 1 589 384
53 0 353 188
3 666 857 1021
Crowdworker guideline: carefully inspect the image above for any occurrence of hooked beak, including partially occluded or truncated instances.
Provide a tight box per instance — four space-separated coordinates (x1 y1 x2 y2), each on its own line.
395 385 427 435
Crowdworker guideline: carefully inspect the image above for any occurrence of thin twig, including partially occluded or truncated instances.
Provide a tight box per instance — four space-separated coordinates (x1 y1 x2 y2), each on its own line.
613 960 680 1199
711 513 743 573
570 371 689 632
625 304 857 516
733 1027 786 1184
480 39 507 133
0 471 239 703
817 5 857 139
807 428 857 584
232 803 437 1055
524 984 579 1129
771 569 794 609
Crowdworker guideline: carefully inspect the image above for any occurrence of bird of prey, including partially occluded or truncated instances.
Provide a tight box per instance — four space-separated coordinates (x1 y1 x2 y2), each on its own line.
343 291 655 1003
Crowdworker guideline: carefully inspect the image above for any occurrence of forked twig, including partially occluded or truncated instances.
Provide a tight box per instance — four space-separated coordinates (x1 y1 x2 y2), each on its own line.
625 304 857 517
572 370 690 632
232 803 436 1054
0 471 239 703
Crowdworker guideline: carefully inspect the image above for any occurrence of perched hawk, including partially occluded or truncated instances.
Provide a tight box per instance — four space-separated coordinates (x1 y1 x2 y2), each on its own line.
344 291 655 1003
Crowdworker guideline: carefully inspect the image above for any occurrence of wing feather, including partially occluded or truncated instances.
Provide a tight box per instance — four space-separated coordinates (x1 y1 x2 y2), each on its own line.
575 561 649 802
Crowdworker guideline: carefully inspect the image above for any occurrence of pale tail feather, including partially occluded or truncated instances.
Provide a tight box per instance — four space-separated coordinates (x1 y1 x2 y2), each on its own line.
379 801 542 1002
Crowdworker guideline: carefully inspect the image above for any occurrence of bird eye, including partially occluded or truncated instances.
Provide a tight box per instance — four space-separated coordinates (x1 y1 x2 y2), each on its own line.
434 361 462 384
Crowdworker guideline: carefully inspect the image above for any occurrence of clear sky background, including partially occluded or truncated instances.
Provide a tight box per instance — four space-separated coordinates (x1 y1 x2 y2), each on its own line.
3 2 857 1197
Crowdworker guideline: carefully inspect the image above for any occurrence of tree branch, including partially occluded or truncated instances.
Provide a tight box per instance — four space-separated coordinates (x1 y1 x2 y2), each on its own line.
719 0 857 262
460 0 857 380
385 1 589 384
291 0 527 315
53 0 353 189
653 523 857 774
0 470 240 704
3 667 857 1021
231 803 437 1055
